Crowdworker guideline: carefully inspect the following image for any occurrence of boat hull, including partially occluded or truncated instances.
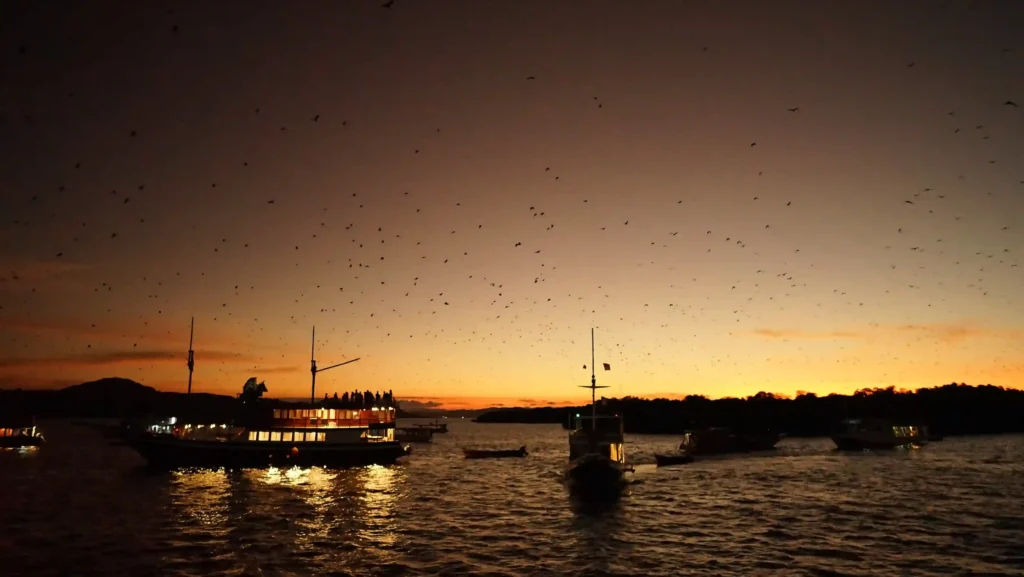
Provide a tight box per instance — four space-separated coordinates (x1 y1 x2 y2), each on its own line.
832 436 922 451
463 448 527 459
654 453 694 467
681 430 782 456
565 454 625 501
127 435 409 469
396 428 433 443
0 434 44 448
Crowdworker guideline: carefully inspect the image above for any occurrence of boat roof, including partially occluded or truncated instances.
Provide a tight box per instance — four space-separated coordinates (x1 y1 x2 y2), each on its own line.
0 416 35 428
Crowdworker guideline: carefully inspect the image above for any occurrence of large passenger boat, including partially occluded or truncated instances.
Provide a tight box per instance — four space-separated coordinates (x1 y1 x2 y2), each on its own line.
131 397 408 468
125 323 410 468
0 417 45 448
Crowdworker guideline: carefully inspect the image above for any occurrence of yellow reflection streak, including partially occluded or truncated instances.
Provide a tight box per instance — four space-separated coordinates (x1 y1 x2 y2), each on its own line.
358 464 401 547
291 467 338 544
171 468 230 533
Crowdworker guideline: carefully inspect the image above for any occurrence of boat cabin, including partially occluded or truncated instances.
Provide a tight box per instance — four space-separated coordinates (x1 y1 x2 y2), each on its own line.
0 418 44 447
1 425 40 440
568 413 625 464
148 405 398 444
838 418 922 440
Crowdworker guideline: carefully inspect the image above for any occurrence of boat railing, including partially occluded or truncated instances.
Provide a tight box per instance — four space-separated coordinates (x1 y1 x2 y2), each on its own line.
270 417 395 429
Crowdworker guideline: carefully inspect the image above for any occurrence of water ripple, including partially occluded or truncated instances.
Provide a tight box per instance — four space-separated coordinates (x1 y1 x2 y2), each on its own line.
2 422 1024 576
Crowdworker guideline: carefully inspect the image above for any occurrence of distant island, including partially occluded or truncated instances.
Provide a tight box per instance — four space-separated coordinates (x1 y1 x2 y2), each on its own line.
0 377 423 421
473 384 1024 437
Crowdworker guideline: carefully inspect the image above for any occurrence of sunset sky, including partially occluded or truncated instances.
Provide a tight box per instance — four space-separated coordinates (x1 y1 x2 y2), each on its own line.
2 1 1023 409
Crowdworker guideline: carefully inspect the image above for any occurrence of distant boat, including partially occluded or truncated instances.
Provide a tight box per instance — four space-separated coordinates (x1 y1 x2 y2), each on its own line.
414 420 448 433
463 446 527 459
396 427 433 443
654 452 694 467
831 418 927 450
0 417 45 448
565 329 628 501
678 427 783 455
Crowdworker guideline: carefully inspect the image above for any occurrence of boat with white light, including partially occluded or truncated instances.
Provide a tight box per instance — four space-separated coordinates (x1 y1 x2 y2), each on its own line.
125 322 410 468
564 329 628 501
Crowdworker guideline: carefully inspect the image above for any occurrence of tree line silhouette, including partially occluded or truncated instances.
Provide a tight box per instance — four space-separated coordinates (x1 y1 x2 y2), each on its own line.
474 383 1024 436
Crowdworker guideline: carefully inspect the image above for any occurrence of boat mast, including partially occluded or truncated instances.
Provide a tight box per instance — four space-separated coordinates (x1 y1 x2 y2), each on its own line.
309 326 361 404
186 317 195 396
310 326 316 404
591 328 597 423
579 328 608 434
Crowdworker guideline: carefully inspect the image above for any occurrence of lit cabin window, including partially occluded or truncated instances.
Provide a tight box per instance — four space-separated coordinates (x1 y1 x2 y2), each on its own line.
248 431 257 441
282 432 293 442
327 409 335 420
273 409 280 419
270 431 281 442
257 431 269 441
295 432 305 442
317 432 326 442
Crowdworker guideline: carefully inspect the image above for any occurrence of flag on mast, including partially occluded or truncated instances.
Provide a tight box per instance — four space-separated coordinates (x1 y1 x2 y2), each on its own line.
603 363 611 371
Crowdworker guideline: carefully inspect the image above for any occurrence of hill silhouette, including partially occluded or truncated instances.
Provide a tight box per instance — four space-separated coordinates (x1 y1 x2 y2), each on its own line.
473 383 1024 437
0 377 421 421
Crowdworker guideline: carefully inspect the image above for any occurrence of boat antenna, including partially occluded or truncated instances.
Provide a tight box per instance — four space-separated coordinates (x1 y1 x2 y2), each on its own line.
310 325 361 404
579 328 608 429
186 316 195 396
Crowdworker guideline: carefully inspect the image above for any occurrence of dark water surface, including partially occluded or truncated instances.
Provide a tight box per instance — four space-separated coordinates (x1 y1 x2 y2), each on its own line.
2 420 1024 576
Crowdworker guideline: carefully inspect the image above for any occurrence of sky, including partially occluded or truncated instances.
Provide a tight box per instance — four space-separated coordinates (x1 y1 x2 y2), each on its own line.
1 1 1023 409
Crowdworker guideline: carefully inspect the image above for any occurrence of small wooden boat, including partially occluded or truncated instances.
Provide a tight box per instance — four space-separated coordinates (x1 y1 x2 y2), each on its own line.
396 427 433 443
463 446 527 459
654 452 694 467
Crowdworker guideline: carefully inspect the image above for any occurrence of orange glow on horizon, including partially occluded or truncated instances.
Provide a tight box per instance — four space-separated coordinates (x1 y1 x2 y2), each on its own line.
2 3 1023 410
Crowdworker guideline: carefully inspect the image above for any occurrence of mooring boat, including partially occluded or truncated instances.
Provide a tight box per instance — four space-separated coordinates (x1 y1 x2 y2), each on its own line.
125 323 409 468
679 427 783 455
0 418 45 448
832 418 927 450
414 420 448 434
654 452 694 467
396 427 433 443
565 329 628 501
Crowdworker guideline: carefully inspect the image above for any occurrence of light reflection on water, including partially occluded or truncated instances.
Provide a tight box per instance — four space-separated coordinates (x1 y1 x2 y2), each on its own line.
2 421 1024 576
359 464 401 547
171 468 231 530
